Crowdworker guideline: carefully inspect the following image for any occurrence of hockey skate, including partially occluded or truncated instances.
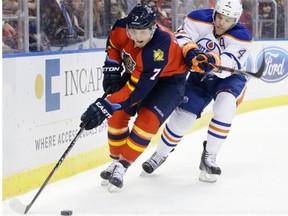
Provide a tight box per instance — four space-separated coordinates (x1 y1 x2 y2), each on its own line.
199 141 221 183
108 161 129 192
142 152 167 174
100 160 118 186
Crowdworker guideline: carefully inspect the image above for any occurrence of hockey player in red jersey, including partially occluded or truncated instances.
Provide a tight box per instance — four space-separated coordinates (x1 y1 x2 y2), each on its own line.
80 4 187 190
142 0 253 183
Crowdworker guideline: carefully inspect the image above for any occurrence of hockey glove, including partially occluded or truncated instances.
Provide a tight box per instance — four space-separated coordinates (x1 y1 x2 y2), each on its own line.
80 98 120 130
182 41 203 69
192 52 221 73
102 61 124 94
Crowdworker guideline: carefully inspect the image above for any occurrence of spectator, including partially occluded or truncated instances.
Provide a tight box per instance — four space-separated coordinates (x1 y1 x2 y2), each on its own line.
2 0 40 52
240 0 253 34
147 0 157 11
110 0 126 26
3 0 36 15
27 0 39 51
177 0 185 14
2 21 17 53
40 0 79 48
126 0 141 13
158 4 172 29
40 0 61 47
176 0 207 27
28 0 36 15
77 0 85 27
2 21 16 37
259 2 275 38
93 0 105 37
148 0 172 29
2 0 19 53
118 0 129 14
144 0 172 29
63 0 85 39
2 0 19 16
276 0 286 38
209 0 216 9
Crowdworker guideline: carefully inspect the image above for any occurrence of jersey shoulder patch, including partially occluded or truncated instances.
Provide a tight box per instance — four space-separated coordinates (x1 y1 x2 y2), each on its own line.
141 28 170 69
187 9 213 23
226 23 253 41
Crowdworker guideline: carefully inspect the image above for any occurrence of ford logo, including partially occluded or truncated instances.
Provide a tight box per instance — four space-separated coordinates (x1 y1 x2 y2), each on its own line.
259 47 288 83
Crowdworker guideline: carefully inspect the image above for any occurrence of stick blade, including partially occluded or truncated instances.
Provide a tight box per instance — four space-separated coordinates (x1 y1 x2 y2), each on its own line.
10 198 28 214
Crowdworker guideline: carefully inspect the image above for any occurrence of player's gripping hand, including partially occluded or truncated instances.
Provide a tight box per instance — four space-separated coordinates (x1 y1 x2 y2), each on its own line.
80 98 120 130
182 42 203 69
102 61 124 94
192 52 221 73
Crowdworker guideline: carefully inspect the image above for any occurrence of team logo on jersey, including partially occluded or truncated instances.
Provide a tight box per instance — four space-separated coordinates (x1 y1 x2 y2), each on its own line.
197 38 221 54
207 41 215 50
122 50 136 73
260 47 288 83
153 49 164 61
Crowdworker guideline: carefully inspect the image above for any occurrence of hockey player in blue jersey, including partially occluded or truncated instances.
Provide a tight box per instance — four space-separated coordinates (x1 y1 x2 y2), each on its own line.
142 0 253 183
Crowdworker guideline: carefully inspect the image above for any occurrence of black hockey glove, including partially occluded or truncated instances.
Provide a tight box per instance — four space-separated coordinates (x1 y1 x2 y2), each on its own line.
102 61 124 94
80 98 118 130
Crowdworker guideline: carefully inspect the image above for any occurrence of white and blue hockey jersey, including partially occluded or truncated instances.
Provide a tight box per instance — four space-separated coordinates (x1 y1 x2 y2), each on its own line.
175 9 253 78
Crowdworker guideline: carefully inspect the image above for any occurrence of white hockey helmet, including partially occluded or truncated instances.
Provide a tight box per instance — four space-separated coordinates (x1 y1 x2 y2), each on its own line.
213 0 243 23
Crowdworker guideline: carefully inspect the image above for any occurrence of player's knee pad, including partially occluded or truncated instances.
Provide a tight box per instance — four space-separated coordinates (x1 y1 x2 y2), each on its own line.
134 108 160 135
167 107 197 135
213 92 236 122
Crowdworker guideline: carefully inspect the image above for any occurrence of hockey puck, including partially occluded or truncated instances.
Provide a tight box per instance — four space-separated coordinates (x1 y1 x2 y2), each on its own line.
61 210 73 215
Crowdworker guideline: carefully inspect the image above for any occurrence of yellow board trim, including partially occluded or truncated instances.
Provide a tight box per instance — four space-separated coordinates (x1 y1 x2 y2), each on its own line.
2 145 111 200
3 95 288 200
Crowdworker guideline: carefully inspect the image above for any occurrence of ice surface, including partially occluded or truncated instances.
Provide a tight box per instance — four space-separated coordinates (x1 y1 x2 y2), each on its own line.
3 106 288 216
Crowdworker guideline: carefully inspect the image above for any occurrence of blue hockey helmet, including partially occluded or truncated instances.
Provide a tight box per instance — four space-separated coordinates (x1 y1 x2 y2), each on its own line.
127 4 156 29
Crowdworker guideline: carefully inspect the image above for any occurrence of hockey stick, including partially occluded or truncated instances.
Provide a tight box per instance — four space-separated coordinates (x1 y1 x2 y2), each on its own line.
207 53 266 79
10 90 110 214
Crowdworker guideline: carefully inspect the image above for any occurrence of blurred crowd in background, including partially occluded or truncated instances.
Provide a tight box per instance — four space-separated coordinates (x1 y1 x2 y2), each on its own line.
2 0 288 54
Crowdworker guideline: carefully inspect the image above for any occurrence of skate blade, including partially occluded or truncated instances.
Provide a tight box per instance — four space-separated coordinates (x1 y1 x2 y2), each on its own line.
101 179 109 186
199 170 217 183
140 170 151 176
107 183 120 192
